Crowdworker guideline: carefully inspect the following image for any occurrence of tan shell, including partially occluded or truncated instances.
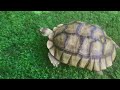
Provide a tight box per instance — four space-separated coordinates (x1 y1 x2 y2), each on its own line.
48 21 117 71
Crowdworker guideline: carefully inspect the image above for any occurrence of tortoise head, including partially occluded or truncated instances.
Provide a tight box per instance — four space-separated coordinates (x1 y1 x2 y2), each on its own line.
40 28 53 37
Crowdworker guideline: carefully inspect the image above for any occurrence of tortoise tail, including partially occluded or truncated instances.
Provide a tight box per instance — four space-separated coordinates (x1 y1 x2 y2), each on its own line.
114 42 120 49
104 31 120 49
110 39 120 49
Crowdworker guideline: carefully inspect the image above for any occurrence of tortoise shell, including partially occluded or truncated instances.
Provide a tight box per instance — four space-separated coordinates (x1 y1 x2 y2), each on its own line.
47 21 117 71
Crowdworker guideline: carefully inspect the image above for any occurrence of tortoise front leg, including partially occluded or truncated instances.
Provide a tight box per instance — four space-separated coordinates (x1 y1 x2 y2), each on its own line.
48 52 60 67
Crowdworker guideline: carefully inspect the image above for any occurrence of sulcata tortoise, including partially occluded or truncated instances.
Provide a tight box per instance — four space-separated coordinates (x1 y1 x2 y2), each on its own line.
40 21 120 75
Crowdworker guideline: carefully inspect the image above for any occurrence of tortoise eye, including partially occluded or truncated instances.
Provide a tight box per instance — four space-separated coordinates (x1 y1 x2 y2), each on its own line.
40 30 44 34
41 31 44 34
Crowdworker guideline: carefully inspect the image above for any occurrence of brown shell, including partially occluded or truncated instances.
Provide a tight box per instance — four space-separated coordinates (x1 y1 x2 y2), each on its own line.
49 21 116 71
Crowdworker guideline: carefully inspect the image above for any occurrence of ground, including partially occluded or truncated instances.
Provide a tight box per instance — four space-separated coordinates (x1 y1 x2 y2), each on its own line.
0 11 120 79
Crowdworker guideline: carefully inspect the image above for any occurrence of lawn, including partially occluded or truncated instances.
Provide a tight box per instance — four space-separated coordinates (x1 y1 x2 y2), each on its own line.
0 11 120 79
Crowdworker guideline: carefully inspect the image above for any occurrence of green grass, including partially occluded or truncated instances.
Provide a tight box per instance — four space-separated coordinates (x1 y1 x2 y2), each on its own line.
0 11 120 79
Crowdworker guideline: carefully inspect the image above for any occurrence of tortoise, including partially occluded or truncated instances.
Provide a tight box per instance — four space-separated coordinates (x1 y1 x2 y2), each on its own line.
40 21 120 75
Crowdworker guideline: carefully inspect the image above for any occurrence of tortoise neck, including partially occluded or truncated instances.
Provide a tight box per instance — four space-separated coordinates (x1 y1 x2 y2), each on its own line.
47 29 53 37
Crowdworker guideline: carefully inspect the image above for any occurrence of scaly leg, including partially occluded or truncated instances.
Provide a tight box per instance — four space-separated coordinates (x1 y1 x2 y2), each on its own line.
96 71 104 75
48 53 60 67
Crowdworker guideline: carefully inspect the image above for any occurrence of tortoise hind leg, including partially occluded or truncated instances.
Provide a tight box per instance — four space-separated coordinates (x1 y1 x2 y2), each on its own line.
96 71 103 75
48 52 60 67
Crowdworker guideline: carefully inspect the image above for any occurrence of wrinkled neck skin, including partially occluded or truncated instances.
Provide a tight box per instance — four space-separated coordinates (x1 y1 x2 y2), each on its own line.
41 28 53 37
48 30 54 40
46 29 53 37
